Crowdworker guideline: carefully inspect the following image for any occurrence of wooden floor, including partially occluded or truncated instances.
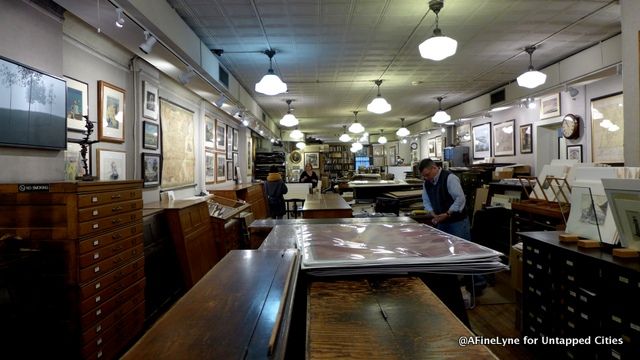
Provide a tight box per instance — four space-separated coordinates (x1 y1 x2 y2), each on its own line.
467 271 535 360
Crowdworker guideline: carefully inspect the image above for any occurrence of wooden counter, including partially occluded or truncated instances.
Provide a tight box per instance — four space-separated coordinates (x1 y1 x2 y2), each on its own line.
211 183 268 219
302 192 352 219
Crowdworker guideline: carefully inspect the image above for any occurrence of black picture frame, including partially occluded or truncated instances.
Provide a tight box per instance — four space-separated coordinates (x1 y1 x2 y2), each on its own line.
141 152 161 187
567 144 583 162
65 76 89 132
143 121 159 150
519 124 533 154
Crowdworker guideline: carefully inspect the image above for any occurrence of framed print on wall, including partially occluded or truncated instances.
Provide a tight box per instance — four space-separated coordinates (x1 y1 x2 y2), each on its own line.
205 151 215 183
143 121 159 150
64 76 88 132
216 153 226 182
456 123 471 143
493 119 515 157
567 144 583 162
519 124 533 154
304 152 320 169
96 149 126 181
65 141 89 180
142 81 158 119
434 136 443 158
226 125 233 159
232 128 239 151
472 122 491 159
427 138 436 158
141 152 161 187
98 80 125 143
226 160 233 180
215 120 226 152
591 92 624 164
205 116 215 149
540 93 561 119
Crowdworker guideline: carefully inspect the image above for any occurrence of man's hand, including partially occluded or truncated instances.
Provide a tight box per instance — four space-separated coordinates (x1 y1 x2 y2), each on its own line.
432 212 449 225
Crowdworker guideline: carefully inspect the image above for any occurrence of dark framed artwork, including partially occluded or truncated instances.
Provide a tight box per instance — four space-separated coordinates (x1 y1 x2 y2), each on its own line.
142 81 158 119
226 125 233 159
493 119 515 156
65 76 89 132
141 152 161 187
472 122 491 159
143 121 159 150
519 124 533 154
98 80 125 143
232 128 239 151
567 144 583 162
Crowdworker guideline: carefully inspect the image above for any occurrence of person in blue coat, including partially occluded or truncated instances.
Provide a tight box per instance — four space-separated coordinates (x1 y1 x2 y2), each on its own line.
265 165 288 219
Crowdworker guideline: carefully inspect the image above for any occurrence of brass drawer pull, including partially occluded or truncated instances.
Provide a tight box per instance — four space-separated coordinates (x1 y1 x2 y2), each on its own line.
112 206 123 212
111 194 122 199
112 218 122 224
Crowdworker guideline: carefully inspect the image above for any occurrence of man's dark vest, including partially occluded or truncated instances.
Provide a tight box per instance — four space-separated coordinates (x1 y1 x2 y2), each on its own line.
424 170 466 223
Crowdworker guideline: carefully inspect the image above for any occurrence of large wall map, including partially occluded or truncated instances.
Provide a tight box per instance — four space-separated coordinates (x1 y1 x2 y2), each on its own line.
160 98 195 189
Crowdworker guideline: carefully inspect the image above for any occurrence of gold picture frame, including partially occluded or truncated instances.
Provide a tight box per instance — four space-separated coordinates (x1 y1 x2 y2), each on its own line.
98 80 125 143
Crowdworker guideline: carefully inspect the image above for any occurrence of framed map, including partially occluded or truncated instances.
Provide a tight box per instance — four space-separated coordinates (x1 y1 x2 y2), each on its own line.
591 92 623 164
493 119 515 156
160 98 195 189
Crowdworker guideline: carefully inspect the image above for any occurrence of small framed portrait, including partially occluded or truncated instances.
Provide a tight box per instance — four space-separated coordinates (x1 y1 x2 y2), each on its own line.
232 128 239 151
98 80 125 143
142 81 158 119
205 116 215 149
304 152 319 169
205 151 215 183
64 76 88 132
96 149 126 181
567 144 583 162
143 121 159 150
216 153 226 182
215 120 226 151
540 93 561 119
141 152 161 187
519 124 533 154
226 125 233 159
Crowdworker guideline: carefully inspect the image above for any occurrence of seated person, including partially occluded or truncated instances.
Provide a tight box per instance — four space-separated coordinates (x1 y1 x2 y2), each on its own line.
299 163 319 188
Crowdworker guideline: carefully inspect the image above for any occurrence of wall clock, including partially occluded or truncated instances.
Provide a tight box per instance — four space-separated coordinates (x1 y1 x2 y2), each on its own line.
410 142 418 150
561 114 580 139
290 150 302 164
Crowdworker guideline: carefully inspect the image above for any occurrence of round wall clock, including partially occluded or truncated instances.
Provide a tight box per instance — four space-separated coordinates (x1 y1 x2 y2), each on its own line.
410 142 418 150
561 113 580 139
290 150 302 164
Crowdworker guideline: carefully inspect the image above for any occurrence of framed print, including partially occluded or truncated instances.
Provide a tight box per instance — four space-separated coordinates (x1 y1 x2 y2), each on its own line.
247 136 253 174
143 121 159 150
493 119 515 157
472 122 491 159
456 123 471 143
160 99 195 189
540 93 561 119
233 152 238 170
141 152 161 187
216 153 226 182
603 179 640 251
427 138 436 158
65 141 90 180
304 152 320 169
591 92 624 164
226 160 233 180
205 116 215 148
64 76 88 132
142 81 158 119
98 80 125 143
435 136 443 158
226 125 233 159
232 128 239 151
567 144 583 162
96 149 126 181
519 124 533 154
215 120 226 151
205 151 215 183
388 144 397 165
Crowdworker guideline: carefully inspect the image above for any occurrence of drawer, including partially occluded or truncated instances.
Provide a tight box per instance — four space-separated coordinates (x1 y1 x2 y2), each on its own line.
81 297 145 345
80 278 145 329
82 301 145 360
80 256 144 300
79 234 144 269
77 189 142 208
80 264 145 313
78 199 143 222
79 211 142 237
79 222 143 254
79 242 143 283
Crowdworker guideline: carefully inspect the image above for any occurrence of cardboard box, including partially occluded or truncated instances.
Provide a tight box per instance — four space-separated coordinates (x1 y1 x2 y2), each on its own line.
510 245 523 293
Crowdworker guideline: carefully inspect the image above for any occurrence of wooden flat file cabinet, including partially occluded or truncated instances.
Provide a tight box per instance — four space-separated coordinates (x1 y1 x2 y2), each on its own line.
0 181 144 360
212 183 267 219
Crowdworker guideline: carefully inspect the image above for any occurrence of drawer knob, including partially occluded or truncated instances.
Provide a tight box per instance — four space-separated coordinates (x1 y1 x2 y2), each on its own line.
111 194 122 199
112 218 122 224
112 206 123 212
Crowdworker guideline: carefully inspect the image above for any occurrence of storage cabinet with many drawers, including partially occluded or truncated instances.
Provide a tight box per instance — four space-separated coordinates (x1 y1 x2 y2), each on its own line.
0 181 144 359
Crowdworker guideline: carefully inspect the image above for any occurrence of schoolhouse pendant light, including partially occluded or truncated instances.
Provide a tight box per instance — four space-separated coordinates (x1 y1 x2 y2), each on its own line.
432 97 451 124
296 141 306 150
351 142 363 152
339 125 352 142
255 49 287 96
348 111 365 134
378 129 388 145
396 117 410 137
290 128 304 140
367 80 391 114
418 0 457 61
279 99 299 127
517 45 547 89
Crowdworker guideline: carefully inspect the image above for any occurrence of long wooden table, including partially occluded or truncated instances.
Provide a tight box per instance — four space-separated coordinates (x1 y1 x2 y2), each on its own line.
302 192 353 219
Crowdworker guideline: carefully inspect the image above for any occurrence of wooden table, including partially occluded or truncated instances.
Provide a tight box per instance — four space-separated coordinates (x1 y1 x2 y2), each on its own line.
307 276 496 359
302 193 353 219
348 180 423 203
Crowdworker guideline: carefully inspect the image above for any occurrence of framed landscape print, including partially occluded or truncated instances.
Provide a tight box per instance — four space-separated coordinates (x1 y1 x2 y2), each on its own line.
472 122 491 159
493 119 515 156
142 81 158 119
216 153 226 182
205 151 215 183
567 144 583 162
141 152 161 187
205 116 215 149
519 124 533 154
98 80 125 143
96 149 126 181
540 93 561 119
64 76 88 132
215 120 226 151
143 121 159 150
591 92 624 164
232 128 239 151
226 125 233 159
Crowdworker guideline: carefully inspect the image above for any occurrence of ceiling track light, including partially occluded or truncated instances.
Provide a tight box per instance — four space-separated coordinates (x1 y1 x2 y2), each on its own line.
139 30 157 54
517 45 547 89
419 0 458 61
178 66 196 85
432 96 451 124
115 7 125 28
396 117 410 137
255 49 287 96
367 80 391 114
348 111 365 134
279 99 299 127
339 125 352 142
378 129 388 144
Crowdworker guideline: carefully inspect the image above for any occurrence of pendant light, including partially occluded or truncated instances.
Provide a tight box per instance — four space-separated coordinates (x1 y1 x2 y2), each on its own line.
396 117 410 137
351 142 363 152
348 111 365 134
255 49 287 96
517 45 547 89
279 99 299 127
418 0 457 61
367 80 391 114
296 141 306 150
432 97 451 124
378 129 387 144
290 128 304 140
339 125 352 142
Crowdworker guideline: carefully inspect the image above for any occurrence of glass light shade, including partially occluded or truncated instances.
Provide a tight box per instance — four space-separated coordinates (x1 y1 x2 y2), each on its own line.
516 70 546 89
432 110 451 124
402 138 408 144
608 124 620 132
279 113 298 127
351 142 363 151
289 129 304 140
350 146 359 153
418 35 458 61
599 119 613 129
349 121 365 134
378 135 387 144
396 127 410 137
367 96 392 114
255 71 287 95
339 133 352 142
296 141 306 149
